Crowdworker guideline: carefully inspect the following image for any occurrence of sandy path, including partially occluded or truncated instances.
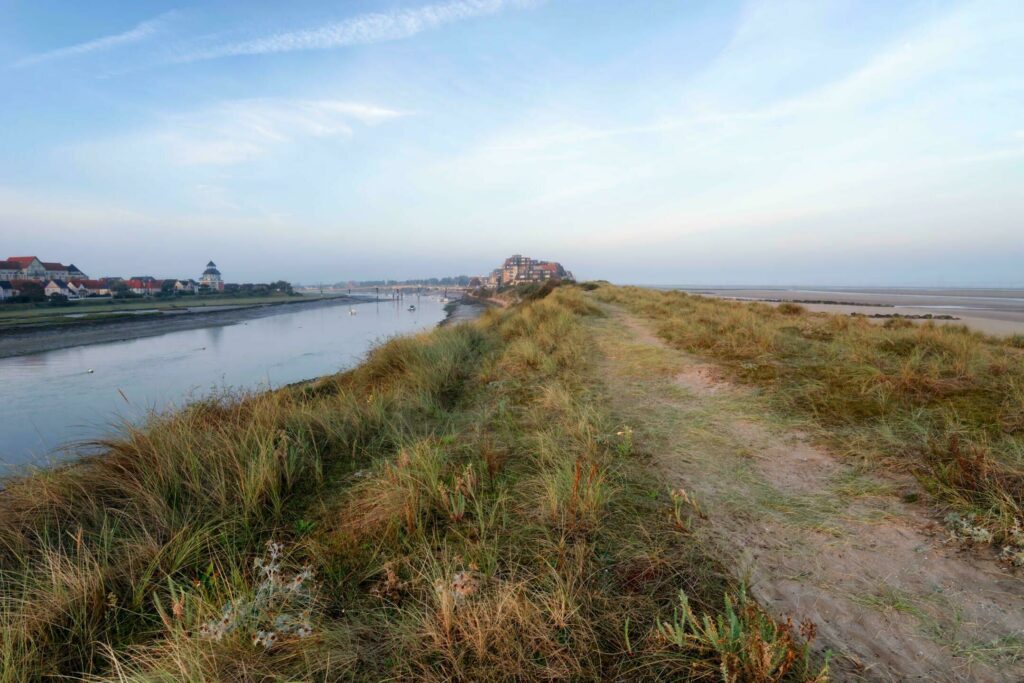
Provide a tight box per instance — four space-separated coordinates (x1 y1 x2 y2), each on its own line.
591 308 1024 682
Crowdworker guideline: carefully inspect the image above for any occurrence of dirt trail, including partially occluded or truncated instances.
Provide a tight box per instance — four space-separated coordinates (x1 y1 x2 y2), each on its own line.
592 309 1024 682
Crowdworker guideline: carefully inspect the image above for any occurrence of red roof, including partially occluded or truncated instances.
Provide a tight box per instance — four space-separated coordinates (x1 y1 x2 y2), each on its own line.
71 279 105 288
6 257 68 270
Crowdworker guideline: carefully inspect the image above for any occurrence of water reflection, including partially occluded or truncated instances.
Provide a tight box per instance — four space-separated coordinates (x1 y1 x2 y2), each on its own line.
0 298 448 470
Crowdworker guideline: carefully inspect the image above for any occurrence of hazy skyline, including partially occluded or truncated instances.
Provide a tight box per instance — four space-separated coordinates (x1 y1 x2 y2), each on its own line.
1 0 1022 285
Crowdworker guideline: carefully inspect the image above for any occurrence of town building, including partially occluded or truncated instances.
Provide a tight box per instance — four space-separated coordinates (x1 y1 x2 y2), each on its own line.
199 261 225 292
69 279 111 297
488 255 573 286
0 281 12 301
0 256 88 281
125 278 162 296
44 279 71 298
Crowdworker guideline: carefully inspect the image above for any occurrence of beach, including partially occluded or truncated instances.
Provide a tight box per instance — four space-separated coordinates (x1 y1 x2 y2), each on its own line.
668 286 1024 336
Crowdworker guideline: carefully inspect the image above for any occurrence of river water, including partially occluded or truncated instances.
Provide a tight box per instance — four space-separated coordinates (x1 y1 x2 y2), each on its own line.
0 297 448 470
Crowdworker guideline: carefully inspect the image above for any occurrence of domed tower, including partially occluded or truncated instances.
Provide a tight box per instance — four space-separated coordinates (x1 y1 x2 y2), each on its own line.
199 260 224 292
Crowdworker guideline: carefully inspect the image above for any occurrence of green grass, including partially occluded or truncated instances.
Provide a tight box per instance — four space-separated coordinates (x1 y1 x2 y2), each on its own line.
593 285 1024 545
0 285 826 681
0 293 339 329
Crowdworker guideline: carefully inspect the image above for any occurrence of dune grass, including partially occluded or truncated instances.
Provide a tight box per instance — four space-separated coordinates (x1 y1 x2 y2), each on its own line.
0 285 826 681
593 285 1024 548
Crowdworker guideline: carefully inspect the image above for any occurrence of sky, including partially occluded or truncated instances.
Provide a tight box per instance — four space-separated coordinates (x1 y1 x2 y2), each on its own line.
0 0 1022 285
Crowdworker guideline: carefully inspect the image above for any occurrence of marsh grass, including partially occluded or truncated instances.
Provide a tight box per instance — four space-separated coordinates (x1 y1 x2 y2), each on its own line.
0 285 824 681
594 285 1024 544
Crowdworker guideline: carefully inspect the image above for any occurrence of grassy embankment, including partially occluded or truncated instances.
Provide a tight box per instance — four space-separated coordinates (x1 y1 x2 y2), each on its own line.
594 285 1024 553
0 286 826 681
0 293 336 330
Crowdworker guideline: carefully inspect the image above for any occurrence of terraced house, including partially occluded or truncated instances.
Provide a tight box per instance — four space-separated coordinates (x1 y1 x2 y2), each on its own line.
0 256 86 281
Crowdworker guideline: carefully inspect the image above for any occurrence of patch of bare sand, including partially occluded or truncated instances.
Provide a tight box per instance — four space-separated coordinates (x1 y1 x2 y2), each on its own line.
599 309 1024 682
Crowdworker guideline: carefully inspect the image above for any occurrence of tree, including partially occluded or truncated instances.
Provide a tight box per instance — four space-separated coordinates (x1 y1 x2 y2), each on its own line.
111 282 130 299
160 280 176 297
17 281 45 302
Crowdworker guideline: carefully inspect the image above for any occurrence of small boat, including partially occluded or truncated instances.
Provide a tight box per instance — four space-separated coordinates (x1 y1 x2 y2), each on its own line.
349 307 357 315
407 305 416 311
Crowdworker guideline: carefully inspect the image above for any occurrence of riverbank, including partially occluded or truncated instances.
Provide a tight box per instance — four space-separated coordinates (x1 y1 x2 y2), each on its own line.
439 296 489 326
0 294 370 359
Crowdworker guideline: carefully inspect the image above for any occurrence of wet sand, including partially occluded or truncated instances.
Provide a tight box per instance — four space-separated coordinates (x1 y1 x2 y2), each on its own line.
439 298 487 326
665 287 1024 337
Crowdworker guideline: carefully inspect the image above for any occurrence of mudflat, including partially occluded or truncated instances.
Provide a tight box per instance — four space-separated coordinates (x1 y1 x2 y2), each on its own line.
0 295 368 359
668 287 1024 336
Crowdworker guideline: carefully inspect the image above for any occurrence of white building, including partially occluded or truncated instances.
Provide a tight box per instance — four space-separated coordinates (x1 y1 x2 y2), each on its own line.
44 279 72 298
199 261 224 292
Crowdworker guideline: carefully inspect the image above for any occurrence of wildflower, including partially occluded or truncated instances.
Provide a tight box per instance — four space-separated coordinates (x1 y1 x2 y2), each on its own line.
199 541 318 647
451 570 480 604
252 630 277 648
371 564 407 602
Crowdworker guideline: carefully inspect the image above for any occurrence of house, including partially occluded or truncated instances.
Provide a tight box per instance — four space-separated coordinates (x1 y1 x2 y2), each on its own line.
174 279 199 293
2 256 88 281
0 260 21 281
70 279 110 296
125 278 159 295
5 256 47 280
0 281 12 301
199 261 225 292
44 279 71 298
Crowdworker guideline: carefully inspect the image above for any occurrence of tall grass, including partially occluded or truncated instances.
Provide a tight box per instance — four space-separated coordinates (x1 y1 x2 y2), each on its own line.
594 285 1024 543
0 284 825 680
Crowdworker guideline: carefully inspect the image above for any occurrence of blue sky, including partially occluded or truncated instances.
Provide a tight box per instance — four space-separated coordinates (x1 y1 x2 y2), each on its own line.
1 0 1021 284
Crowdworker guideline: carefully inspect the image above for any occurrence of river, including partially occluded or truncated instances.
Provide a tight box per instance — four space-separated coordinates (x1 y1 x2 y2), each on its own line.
0 297 449 469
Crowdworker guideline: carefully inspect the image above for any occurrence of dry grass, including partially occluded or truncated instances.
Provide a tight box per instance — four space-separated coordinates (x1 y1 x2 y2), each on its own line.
594 285 1024 544
0 284 825 681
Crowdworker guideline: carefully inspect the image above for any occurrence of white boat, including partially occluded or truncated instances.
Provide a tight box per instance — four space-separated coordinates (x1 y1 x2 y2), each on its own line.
349 307 357 315
407 305 416 311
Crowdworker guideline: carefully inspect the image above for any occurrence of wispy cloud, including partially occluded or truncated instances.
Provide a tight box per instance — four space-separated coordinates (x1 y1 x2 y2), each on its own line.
151 98 407 165
176 0 534 62
13 12 173 68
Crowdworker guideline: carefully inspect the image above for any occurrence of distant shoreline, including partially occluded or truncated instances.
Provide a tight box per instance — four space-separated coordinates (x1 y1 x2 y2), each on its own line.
662 286 1024 337
0 295 370 359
